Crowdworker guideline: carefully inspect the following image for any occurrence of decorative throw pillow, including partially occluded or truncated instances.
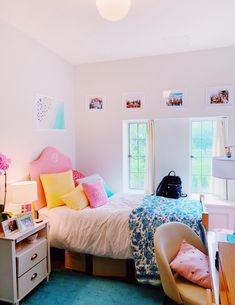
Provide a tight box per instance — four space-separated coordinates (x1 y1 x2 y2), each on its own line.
40 170 74 209
72 169 85 187
82 179 108 208
60 184 89 210
170 240 211 289
77 174 114 198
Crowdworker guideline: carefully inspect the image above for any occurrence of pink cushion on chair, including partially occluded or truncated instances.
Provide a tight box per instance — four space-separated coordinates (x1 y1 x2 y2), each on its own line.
82 179 108 208
170 240 211 289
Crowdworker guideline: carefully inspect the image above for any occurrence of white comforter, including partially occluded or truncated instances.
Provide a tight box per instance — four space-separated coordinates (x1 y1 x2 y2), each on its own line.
39 193 144 259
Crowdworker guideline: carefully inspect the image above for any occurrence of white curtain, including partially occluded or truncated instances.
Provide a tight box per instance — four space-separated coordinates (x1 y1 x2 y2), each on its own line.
212 117 228 197
144 120 156 195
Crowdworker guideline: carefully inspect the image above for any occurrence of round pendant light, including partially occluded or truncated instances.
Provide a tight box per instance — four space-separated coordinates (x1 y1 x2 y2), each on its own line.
96 0 131 22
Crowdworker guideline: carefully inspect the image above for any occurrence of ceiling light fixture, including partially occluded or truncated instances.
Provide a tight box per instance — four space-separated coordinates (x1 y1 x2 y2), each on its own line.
96 0 131 22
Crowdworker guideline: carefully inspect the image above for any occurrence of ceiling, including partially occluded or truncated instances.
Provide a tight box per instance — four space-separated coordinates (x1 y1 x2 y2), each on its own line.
0 0 235 65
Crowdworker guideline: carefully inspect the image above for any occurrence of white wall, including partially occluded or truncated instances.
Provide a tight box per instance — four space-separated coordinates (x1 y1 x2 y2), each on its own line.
156 118 190 194
75 46 235 197
0 20 76 192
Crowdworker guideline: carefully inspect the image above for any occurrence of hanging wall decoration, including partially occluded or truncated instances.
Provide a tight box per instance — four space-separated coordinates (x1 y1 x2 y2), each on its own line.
36 96 65 130
162 89 185 108
122 92 145 110
86 95 105 111
206 85 234 106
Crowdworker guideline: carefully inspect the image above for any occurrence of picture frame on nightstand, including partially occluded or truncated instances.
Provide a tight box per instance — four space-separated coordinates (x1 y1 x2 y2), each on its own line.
1 217 18 236
17 212 34 232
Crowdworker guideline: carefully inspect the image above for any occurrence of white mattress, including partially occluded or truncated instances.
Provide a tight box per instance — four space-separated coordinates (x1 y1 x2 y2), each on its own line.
39 193 144 259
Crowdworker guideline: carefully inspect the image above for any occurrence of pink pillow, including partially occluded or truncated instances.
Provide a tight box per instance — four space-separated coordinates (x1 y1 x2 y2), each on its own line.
82 179 108 208
72 170 85 187
170 240 211 289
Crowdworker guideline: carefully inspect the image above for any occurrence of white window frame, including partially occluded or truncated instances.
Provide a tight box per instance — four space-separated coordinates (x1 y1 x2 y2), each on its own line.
189 117 217 194
123 120 147 193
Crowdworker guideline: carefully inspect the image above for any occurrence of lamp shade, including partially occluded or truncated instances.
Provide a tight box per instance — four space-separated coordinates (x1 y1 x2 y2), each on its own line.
212 157 235 179
96 0 131 21
10 181 38 204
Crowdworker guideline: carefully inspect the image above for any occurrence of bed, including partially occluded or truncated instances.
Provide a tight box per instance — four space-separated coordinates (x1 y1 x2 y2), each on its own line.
30 146 207 284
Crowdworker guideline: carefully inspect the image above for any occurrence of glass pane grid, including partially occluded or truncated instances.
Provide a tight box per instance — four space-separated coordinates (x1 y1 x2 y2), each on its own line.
128 122 147 190
191 120 215 194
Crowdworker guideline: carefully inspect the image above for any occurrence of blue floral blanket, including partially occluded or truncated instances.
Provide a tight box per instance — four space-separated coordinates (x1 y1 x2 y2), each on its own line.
129 195 203 285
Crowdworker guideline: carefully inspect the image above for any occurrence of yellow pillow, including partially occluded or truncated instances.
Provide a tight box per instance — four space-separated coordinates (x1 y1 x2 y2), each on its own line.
60 184 89 210
40 170 74 209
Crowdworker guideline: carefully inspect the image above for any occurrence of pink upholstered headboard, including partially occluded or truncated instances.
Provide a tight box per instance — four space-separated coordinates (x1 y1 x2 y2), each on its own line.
29 147 72 211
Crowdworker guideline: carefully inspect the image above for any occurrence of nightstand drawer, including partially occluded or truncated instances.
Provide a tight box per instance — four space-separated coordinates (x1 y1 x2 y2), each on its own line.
18 258 47 299
16 238 47 276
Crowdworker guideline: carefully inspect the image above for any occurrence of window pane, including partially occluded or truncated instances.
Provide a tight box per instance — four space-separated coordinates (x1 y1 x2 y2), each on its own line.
201 158 212 175
191 120 215 194
130 173 139 189
201 176 210 193
191 159 201 175
191 175 200 193
138 172 145 189
128 122 147 190
138 124 147 139
191 148 201 158
130 140 138 157
139 157 146 172
130 158 138 173
138 140 146 157
130 124 138 139
191 122 202 150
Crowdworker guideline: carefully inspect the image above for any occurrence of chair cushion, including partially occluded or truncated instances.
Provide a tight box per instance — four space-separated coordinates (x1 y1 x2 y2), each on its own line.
175 274 207 305
170 240 211 289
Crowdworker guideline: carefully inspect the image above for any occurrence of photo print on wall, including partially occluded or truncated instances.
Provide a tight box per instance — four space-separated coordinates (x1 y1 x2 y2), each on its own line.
123 92 145 110
86 95 105 111
162 89 185 108
36 95 65 130
206 85 234 106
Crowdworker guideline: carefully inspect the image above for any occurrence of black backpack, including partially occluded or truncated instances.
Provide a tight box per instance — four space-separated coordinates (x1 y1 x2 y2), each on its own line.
156 171 185 199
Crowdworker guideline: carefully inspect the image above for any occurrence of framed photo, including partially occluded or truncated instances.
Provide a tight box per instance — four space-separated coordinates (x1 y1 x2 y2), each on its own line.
1 217 18 236
122 92 145 110
86 95 105 111
207 85 234 106
16 213 34 232
162 89 185 108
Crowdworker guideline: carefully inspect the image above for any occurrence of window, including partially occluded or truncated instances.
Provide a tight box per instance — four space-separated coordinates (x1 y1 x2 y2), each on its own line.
191 120 216 193
127 122 147 190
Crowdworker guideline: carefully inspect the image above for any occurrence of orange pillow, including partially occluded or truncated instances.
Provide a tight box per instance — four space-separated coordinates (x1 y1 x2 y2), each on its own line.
170 240 211 289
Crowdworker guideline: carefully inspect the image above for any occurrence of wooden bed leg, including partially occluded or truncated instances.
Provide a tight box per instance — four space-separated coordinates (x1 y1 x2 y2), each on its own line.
86 254 93 275
126 259 136 282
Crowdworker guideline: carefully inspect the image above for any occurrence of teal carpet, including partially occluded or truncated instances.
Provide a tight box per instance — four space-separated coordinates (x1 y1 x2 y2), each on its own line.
21 270 165 305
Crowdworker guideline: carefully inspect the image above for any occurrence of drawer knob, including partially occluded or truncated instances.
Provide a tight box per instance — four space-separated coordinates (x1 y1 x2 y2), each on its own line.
31 273 38 281
31 253 38 261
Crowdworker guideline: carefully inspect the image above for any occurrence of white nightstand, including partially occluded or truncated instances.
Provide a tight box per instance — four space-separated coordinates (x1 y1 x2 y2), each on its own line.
204 195 235 230
0 220 50 305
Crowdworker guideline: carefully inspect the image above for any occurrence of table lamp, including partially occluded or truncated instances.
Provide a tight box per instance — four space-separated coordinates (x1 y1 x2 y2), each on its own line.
9 181 38 214
212 157 235 200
